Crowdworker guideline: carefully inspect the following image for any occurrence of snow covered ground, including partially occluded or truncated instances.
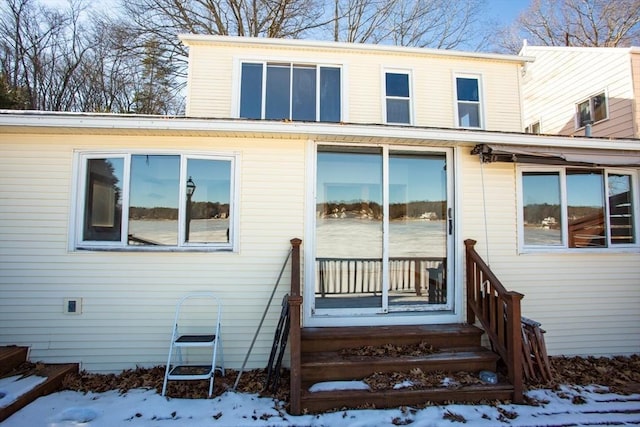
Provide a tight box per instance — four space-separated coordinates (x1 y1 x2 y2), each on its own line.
2 376 640 427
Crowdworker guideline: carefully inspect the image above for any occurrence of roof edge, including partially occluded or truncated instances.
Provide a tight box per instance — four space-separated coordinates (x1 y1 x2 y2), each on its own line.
178 34 535 64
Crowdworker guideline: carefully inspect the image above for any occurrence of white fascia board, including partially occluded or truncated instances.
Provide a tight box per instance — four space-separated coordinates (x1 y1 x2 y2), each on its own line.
178 34 535 64
1 110 640 152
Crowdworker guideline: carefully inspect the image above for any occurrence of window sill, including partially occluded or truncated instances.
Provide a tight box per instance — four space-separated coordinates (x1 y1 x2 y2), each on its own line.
75 246 235 253
518 246 639 255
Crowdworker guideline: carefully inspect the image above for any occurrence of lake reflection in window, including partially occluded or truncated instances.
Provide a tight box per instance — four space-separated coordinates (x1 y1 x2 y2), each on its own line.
522 172 562 246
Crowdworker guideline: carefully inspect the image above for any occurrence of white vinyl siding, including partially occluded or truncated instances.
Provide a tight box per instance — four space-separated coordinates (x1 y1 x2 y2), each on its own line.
0 133 304 372
459 147 640 357
522 47 636 138
184 39 524 132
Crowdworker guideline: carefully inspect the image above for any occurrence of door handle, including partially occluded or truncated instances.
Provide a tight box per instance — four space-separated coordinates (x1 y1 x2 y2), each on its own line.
448 208 453 235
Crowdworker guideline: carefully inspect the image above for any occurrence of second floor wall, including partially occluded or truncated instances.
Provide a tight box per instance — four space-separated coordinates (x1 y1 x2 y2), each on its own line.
181 36 528 133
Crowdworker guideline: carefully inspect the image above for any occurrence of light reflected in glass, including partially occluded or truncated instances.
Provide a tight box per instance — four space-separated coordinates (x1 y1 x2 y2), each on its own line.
522 172 562 246
567 170 605 248
128 155 180 246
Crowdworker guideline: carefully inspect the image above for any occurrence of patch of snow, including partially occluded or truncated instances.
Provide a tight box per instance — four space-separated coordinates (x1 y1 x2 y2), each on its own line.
0 375 47 408
440 377 457 387
1 384 639 427
393 380 414 390
308 381 370 392
48 407 100 426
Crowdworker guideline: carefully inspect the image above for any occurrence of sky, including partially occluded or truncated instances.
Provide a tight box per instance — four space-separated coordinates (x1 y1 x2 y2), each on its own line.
486 0 531 25
2 375 640 427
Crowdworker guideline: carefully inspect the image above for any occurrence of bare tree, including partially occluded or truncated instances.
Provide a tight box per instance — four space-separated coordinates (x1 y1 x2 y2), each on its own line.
496 0 640 52
119 0 328 81
0 0 94 110
330 0 490 49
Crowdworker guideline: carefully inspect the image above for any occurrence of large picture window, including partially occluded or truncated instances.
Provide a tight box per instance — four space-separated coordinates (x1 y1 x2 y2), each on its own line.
519 166 637 250
76 153 236 250
239 62 341 122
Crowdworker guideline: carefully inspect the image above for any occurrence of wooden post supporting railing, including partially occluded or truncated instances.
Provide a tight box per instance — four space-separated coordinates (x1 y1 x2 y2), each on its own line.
464 239 524 403
288 238 302 415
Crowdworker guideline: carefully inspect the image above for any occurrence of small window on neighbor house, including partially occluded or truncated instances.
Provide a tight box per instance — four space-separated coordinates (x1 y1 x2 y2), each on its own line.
385 71 411 124
576 92 608 128
526 121 541 134
78 153 236 251
455 76 482 128
240 62 341 122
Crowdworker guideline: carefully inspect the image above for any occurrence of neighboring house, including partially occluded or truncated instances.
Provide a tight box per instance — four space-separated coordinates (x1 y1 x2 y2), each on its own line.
0 36 639 380
520 43 640 138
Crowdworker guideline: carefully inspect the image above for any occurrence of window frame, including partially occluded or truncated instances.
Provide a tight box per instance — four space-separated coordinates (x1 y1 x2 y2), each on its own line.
382 68 413 125
454 73 484 129
72 150 239 252
237 60 343 123
575 90 609 129
525 121 541 134
517 165 639 253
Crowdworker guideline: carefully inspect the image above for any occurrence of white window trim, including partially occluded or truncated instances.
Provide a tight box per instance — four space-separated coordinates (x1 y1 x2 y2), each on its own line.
382 68 414 125
525 120 541 134
574 89 609 130
234 57 344 122
71 150 240 252
453 72 485 130
517 165 640 254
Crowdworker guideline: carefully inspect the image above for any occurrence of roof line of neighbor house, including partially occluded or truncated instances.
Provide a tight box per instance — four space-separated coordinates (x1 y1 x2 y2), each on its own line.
1 110 639 152
178 34 535 64
519 43 640 56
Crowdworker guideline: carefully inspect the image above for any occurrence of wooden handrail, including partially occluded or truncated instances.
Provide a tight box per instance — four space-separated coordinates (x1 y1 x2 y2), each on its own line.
288 238 302 415
464 239 523 403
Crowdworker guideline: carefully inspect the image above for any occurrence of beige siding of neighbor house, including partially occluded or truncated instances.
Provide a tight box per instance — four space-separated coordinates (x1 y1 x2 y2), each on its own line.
0 132 305 372
632 52 640 137
184 39 524 132
522 47 637 138
459 147 640 357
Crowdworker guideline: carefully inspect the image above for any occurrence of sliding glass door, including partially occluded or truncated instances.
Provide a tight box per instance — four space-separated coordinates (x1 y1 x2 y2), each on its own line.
312 145 452 318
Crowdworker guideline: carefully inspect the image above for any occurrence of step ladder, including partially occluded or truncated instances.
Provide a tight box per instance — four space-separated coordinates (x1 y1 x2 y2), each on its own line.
162 293 225 397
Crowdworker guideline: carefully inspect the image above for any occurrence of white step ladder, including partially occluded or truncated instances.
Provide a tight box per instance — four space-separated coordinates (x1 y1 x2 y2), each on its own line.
162 293 225 397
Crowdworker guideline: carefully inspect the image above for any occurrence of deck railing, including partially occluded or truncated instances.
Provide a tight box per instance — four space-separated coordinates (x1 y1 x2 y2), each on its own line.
288 238 302 415
464 239 523 403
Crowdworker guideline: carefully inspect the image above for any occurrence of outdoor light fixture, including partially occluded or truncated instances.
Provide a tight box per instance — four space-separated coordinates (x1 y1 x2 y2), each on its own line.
185 177 196 242
186 176 196 197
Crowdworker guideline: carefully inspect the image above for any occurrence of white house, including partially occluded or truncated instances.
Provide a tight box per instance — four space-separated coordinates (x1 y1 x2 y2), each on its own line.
0 37 639 394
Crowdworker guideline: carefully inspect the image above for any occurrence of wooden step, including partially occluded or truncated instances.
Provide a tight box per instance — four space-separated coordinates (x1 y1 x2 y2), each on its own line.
0 347 29 376
0 363 79 422
300 383 514 413
301 347 499 383
301 324 484 353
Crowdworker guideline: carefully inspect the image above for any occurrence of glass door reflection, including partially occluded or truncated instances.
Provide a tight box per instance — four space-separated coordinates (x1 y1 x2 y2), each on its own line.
315 148 383 312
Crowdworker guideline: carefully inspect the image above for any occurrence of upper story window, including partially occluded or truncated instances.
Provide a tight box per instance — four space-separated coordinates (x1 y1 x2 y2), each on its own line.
75 152 237 251
576 91 608 128
239 62 341 122
455 75 483 129
519 166 637 251
384 70 412 124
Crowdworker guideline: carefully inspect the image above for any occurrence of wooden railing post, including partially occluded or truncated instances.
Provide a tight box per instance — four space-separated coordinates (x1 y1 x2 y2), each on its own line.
505 291 524 403
464 239 477 325
288 238 302 415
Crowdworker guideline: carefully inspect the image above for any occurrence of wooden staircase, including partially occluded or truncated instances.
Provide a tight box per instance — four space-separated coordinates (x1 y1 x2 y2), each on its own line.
298 324 513 412
0 346 78 422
